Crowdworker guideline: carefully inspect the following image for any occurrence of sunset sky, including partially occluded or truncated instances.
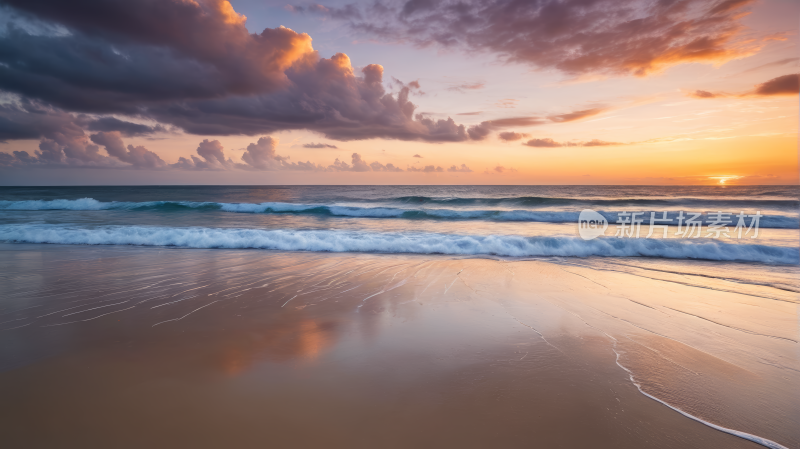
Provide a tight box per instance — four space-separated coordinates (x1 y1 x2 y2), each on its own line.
0 0 797 185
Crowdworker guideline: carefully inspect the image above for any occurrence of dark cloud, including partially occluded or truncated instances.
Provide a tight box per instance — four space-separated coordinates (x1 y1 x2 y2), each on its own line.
310 0 764 77
413 154 423 158
753 74 799 96
145 56 470 141
303 142 338 148
86 117 167 137
0 101 83 142
0 0 471 143
497 131 529 142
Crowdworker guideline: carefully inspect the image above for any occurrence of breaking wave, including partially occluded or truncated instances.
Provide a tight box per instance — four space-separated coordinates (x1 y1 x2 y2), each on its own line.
0 198 796 228
1 225 796 264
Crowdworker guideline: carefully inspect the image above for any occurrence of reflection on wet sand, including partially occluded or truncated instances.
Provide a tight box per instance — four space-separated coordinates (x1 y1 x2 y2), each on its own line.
0 244 797 449
219 315 339 376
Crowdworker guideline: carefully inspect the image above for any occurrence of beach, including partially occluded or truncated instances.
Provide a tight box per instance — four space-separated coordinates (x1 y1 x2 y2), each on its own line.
1 241 797 448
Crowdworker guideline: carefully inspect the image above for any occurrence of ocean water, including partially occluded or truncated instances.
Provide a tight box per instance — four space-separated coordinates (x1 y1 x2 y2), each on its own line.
1 185 797 294
0 185 797 259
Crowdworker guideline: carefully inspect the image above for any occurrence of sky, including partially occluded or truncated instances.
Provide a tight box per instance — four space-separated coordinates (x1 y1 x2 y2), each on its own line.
0 0 797 185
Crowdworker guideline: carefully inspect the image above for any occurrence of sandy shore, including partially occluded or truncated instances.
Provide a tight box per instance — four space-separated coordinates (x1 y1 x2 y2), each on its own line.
0 244 797 448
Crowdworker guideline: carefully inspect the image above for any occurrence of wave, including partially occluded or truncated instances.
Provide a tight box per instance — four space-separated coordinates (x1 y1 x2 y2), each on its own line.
1 198 797 228
0 225 796 264
380 195 799 208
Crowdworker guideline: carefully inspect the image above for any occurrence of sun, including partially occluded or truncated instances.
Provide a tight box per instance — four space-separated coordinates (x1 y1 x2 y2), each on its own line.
708 175 743 185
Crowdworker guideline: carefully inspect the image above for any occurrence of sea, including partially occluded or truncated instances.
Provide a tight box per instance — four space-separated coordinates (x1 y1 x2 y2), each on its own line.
1 185 798 448
0 185 797 257
1 184 797 296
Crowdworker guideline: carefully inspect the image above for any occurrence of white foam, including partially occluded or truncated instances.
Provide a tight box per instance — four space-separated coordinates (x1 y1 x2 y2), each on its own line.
0 225 796 264
1 198 796 228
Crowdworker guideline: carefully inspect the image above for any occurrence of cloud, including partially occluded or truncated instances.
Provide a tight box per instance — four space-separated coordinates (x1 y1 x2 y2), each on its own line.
412 154 423 158
523 138 563 148
740 57 799 75
522 138 624 147
494 99 517 108
328 153 401 172
85 117 167 137
447 164 473 173
686 73 799 98
582 139 623 147
467 116 546 140
370 161 403 172
688 90 723 99
303 142 338 148
497 131 529 142
90 131 167 168
448 82 485 93
408 164 444 173
0 0 472 143
753 74 799 96
172 139 235 170
311 0 767 77
456 112 482 116
547 107 607 123
487 165 516 174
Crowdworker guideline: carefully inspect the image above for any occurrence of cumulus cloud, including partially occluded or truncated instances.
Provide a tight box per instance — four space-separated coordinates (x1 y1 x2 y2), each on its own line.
172 139 235 170
304 0 768 77
0 0 472 143
303 142 338 148
90 131 167 169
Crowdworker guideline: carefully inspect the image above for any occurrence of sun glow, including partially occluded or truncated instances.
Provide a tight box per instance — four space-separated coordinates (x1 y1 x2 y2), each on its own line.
708 176 743 185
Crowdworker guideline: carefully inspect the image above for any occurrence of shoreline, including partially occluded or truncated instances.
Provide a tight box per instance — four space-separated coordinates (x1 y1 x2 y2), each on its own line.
0 244 796 448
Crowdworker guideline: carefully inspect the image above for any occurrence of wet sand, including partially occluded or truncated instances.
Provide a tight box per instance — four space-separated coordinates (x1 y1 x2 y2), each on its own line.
0 244 797 448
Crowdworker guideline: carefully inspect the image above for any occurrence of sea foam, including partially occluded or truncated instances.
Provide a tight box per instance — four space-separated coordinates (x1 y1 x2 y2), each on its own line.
0 199 796 228
0 225 796 264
